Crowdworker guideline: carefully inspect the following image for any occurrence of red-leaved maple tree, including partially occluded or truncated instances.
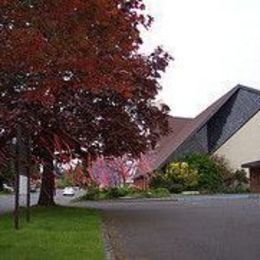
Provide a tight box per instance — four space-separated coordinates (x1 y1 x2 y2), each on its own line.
0 0 172 206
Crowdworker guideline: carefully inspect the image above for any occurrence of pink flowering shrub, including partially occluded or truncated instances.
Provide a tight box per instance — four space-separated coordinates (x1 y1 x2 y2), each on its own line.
89 154 152 188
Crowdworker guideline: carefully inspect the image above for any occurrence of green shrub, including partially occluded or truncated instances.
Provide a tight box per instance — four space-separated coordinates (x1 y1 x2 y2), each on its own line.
183 154 249 193
103 187 128 199
151 187 170 197
81 186 100 200
152 154 249 194
151 162 199 193
221 169 249 193
131 188 170 199
232 169 249 187
167 183 185 193
81 186 135 200
167 162 199 188
79 186 170 200
150 171 166 189
211 155 233 184
184 154 224 193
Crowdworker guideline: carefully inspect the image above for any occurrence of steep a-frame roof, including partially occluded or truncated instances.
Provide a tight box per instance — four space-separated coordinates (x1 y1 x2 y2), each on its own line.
150 85 260 170
147 116 192 170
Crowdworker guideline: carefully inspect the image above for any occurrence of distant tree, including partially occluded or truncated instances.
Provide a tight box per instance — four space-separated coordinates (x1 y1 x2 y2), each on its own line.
62 163 91 188
88 154 152 188
0 0 172 206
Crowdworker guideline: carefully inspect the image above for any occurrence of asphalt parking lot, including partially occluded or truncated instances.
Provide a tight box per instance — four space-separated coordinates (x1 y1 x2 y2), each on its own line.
92 195 260 260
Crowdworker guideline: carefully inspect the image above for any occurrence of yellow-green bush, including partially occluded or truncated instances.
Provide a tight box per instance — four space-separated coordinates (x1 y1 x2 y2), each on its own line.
151 154 249 194
151 162 199 193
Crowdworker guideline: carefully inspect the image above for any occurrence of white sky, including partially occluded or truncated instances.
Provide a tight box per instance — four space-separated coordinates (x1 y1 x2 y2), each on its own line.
142 0 260 117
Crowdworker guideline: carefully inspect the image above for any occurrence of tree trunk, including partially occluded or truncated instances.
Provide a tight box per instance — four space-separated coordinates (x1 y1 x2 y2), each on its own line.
38 153 55 206
0 177 3 191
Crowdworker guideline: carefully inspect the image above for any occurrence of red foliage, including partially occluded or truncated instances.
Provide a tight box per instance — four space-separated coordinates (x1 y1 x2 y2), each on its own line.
66 163 92 188
0 0 172 166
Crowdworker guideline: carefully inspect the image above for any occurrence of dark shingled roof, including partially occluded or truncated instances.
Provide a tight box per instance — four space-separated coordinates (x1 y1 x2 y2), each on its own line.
148 116 192 170
149 85 260 171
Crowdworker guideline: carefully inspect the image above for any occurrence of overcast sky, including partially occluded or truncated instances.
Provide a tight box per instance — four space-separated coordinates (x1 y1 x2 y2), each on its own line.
141 0 260 117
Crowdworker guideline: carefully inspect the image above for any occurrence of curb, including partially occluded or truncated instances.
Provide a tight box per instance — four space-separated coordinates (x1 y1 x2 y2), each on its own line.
102 217 115 260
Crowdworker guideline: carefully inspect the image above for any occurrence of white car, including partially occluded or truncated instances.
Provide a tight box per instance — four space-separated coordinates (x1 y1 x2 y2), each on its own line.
3 184 14 193
62 187 75 196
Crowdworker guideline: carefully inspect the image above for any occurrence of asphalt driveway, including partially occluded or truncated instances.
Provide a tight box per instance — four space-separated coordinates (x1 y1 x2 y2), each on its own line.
78 195 260 260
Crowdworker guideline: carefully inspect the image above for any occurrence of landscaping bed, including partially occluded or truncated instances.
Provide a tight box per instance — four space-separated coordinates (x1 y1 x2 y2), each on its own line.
150 154 249 194
0 206 105 260
78 187 170 201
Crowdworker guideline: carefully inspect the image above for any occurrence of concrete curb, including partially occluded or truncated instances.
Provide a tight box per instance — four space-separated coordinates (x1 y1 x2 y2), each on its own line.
102 213 128 260
102 220 115 260
70 194 260 208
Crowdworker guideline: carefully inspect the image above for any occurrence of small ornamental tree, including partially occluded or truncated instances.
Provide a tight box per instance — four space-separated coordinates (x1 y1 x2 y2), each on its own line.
0 0 172 206
88 154 152 188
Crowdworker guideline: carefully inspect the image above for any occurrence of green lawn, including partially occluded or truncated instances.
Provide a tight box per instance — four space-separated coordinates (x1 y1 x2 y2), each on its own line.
0 206 105 260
